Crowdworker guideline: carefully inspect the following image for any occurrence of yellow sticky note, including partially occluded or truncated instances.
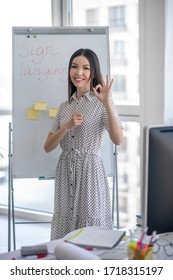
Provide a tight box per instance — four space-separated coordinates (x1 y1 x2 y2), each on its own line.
34 102 47 111
26 108 39 120
49 108 58 117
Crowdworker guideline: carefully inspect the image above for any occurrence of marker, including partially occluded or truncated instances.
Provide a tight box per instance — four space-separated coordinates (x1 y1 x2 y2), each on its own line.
39 176 45 180
24 254 47 259
137 227 148 249
12 254 47 260
38 176 55 180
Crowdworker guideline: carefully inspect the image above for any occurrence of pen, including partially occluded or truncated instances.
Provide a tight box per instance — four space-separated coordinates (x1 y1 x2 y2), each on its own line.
138 227 148 248
148 230 157 246
140 227 148 241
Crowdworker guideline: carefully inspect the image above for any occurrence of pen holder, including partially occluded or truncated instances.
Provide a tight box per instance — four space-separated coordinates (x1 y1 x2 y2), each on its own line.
128 241 153 260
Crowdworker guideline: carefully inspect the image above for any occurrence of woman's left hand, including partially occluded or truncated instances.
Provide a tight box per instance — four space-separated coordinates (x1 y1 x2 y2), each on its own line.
92 74 113 105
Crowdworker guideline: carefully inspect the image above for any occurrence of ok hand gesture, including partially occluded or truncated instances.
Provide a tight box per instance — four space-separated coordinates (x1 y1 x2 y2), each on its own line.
92 74 113 106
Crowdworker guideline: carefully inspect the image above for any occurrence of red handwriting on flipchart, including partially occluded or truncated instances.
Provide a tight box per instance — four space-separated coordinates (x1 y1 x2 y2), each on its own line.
19 42 59 64
18 42 68 81
20 63 68 81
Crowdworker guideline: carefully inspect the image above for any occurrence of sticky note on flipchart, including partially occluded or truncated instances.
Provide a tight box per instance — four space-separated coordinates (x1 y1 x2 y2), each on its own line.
26 108 39 120
34 102 47 111
49 108 58 117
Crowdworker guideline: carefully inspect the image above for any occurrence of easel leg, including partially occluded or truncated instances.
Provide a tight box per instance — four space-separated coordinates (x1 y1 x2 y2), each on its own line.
112 145 119 229
8 122 16 251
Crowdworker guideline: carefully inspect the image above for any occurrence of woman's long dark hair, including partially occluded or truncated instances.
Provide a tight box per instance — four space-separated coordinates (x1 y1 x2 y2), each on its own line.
68 48 102 102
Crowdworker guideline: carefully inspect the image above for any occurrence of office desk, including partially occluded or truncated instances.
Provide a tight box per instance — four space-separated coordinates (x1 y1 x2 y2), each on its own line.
0 229 173 260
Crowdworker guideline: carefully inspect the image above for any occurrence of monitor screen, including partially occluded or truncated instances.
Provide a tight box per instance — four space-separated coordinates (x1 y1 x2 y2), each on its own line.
142 125 173 235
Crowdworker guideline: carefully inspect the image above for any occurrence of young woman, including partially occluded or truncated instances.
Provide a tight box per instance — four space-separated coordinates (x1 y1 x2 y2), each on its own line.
44 48 123 240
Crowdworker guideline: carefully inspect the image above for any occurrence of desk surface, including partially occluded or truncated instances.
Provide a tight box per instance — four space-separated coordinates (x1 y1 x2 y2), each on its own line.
0 228 173 260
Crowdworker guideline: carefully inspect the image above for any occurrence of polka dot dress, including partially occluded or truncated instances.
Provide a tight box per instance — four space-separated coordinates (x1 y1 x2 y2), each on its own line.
50 92 122 240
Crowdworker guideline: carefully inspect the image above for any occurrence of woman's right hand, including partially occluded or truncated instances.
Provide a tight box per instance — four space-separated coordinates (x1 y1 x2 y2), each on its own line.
67 112 84 129
44 112 84 153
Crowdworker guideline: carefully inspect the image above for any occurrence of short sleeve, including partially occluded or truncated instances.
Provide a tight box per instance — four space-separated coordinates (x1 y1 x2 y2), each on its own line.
49 102 65 133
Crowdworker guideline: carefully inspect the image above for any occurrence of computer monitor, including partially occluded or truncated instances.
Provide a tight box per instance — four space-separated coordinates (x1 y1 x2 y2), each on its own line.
142 125 173 235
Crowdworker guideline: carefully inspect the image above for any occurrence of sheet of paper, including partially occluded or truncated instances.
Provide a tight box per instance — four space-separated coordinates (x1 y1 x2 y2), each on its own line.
26 108 39 120
34 102 47 111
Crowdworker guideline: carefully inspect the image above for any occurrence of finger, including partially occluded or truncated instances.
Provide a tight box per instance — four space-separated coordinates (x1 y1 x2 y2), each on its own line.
101 74 111 87
109 78 114 88
95 84 102 91
73 112 83 118
101 74 105 87
105 75 113 88
106 74 109 86
92 87 99 97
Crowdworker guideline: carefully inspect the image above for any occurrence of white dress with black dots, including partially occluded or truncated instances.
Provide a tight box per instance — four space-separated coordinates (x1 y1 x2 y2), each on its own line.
50 91 122 240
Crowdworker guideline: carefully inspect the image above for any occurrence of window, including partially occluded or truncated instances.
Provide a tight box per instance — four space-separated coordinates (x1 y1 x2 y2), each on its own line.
114 75 126 92
86 9 98 25
113 41 126 63
109 6 126 29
